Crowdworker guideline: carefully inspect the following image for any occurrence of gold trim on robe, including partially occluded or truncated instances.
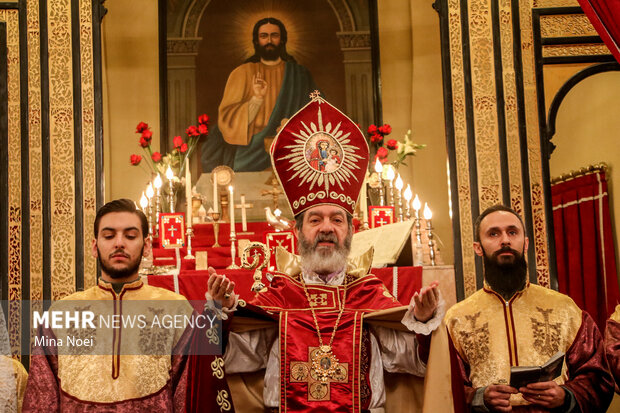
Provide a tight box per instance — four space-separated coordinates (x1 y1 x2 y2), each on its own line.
51 279 193 403
445 283 582 406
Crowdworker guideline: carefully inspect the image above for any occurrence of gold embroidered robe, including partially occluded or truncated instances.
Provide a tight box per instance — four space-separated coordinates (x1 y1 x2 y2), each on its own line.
23 278 193 412
445 283 613 412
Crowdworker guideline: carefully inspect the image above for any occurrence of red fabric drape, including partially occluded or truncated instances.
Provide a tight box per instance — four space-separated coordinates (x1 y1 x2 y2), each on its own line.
552 171 620 330
577 0 620 64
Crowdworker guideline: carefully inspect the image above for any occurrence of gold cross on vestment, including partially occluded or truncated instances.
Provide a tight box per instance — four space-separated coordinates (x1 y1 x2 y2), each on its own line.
289 346 348 401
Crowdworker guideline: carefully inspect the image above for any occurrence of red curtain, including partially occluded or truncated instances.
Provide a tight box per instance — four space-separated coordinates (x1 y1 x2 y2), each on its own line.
577 0 620 64
552 171 620 330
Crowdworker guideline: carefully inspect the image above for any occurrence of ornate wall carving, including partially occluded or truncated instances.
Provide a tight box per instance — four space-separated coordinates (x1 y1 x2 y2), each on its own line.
0 0 101 361
441 0 608 297
0 8 22 357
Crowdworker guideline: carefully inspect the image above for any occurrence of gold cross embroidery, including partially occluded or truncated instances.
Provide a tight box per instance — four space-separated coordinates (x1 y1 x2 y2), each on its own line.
289 346 348 401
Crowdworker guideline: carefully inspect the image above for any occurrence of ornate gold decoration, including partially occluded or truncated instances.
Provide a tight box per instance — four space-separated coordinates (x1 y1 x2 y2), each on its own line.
296 275 349 399
79 0 97 288
48 0 76 299
551 162 607 184
542 44 612 58
443 0 552 293
540 14 598 38
468 0 502 212
241 241 269 293
446 0 477 296
216 389 232 411
211 356 225 379
290 346 348 401
26 0 43 307
518 0 550 288
533 0 578 6
0 8 21 356
206 326 220 345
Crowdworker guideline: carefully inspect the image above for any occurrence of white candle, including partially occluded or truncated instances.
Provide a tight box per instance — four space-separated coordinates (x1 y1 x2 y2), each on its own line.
240 194 248 232
228 185 235 232
212 171 218 213
185 164 192 225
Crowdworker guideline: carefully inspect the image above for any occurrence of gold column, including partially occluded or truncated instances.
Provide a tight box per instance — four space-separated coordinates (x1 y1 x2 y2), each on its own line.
48 0 76 300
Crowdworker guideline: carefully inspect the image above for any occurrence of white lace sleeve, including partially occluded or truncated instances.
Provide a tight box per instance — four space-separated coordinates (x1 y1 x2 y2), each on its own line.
401 290 446 335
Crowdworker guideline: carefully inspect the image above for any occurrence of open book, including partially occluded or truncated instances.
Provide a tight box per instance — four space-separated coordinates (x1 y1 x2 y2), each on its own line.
509 351 565 389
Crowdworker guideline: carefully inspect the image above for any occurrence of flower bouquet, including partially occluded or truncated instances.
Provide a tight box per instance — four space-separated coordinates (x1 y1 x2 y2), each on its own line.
367 124 425 169
130 114 209 211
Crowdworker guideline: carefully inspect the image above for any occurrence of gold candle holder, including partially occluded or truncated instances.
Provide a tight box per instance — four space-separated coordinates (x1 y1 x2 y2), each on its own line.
227 233 240 269
413 194 423 266
165 166 175 213
374 159 385 206
154 174 162 237
395 174 404 222
385 165 395 207
403 184 412 220
424 203 436 266
209 211 221 248
184 227 195 260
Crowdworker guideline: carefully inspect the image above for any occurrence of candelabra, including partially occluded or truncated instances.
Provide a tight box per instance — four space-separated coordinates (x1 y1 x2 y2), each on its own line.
208 211 221 248
413 195 423 266
403 184 412 220
227 233 240 269
375 159 385 206
386 166 395 207
395 175 404 222
424 203 436 266
166 166 175 213
154 174 162 237
426 219 436 266
184 227 195 260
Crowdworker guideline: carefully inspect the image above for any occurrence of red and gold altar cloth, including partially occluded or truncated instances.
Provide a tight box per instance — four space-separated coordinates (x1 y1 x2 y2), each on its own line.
250 272 401 412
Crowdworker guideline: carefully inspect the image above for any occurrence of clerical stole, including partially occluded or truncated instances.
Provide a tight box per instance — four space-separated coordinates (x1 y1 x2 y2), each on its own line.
251 272 401 412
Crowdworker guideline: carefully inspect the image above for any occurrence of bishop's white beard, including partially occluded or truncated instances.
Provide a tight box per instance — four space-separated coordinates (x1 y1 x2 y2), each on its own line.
298 230 352 276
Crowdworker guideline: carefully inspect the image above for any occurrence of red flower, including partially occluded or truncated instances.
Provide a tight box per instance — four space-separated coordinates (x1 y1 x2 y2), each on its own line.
198 124 208 135
378 124 392 135
139 136 150 148
198 114 209 125
186 125 200 137
173 136 183 148
136 122 148 133
376 146 388 159
141 129 153 141
151 152 162 162
370 133 384 144
367 124 378 135
386 139 398 150
130 154 142 165
180 143 189 153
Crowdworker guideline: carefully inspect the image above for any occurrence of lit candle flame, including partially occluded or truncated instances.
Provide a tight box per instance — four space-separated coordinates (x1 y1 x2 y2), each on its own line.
374 158 383 173
394 174 403 190
385 165 395 181
139 192 148 209
165 166 174 180
423 203 432 220
153 174 162 189
146 183 154 198
412 194 421 211
404 184 412 201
